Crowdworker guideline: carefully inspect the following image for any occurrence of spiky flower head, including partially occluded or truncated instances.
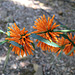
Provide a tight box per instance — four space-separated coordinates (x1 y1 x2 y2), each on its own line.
6 23 34 57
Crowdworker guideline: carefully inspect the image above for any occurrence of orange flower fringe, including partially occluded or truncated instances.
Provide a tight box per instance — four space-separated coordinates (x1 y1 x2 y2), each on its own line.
52 33 75 56
5 23 34 57
63 33 75 56
32 15 62 42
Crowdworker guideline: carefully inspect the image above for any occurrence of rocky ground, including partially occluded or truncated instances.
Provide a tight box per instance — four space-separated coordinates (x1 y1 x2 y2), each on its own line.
0 0 75 75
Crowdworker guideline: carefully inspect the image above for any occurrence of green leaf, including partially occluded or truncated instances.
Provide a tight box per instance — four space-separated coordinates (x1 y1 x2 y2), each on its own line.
0 30 6 34
60 34 75 46
0 40 7 45
54 30 75 32
30 34 60 47
67 47 75 56
10 41 23 49
60 25 70 29
3 47 11 71
31 43 35 49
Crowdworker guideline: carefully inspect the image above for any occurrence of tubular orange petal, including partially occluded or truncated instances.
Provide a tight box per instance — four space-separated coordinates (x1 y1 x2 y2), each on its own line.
26 45 33 55
46 33 52 42
26 41 34 50
25 31 28 34
37 41 41 47
47 46 50 52
21 49 24 57
25 33 30 36
12 46 16 52
8 27 15 33
22 39 25 44
35 39 38 42
25 45 31 55
57 50 61 56
48 15 55 30
51 25 60 31
45 44 48 51
21 27 25 34
14 23 20 32
33 26 37 29
22 36 25 38
51 22 56 30
26 38 33 43
48 17 50 24
70 33 72 39
41 42 43 50
24 47 27 56
16 48 20 56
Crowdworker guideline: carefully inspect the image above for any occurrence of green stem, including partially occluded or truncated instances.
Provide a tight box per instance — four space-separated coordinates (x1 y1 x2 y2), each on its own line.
3 47 12 71
36 29 52 34
54 30 75 32
35 29 75 34
0 30 6 34
36 31 46 34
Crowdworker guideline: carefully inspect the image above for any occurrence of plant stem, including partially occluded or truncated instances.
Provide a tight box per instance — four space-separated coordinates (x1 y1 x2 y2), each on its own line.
54 30 75 32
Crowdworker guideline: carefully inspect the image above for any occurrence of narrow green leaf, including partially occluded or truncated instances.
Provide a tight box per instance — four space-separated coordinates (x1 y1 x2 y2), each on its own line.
0 40 7 45
30 34 60 47
60 34 75 46
31 43 35 49
54 30 75 32
10 41 23 50
0 30 6 34
60 25 70 29
3 47 11 71
67 47 75 56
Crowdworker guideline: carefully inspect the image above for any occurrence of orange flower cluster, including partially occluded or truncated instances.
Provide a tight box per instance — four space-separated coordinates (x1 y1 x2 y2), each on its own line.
32 15 62 52
6 23 34 57
5 15 75 57
64 33 75 56
32 15 75 56
32 15 62 42
52 33 75 56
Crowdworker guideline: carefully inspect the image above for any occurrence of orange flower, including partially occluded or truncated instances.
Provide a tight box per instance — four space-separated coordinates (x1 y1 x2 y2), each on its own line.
52 37 69 56
52 33 75 56
32 15 62 42
5 23 34 57
63 33 75 56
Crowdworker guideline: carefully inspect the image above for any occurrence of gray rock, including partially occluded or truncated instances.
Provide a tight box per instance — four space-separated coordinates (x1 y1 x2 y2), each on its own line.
58 10 63 15
0 56 6 64
0 0 3 2
62 67 67 71
10 64 17 69
33 64 43 75
5 16 14 22
0 10 7 18
58 1 63 5
71 67 75 70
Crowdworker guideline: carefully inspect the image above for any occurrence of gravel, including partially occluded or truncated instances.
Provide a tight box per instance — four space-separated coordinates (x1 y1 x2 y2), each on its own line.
0 0 75 75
